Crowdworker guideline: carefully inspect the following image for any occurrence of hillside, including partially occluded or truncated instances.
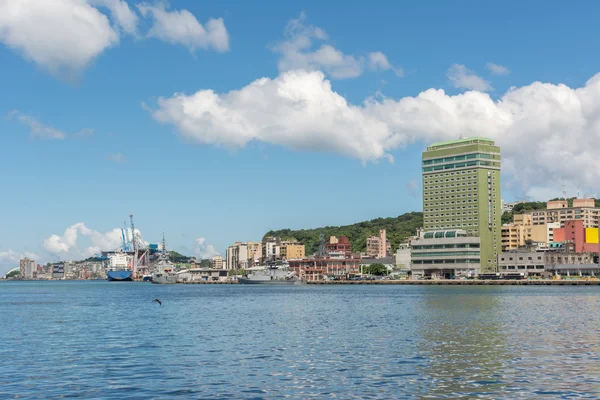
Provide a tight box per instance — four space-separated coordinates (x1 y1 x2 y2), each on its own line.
263 212 423 256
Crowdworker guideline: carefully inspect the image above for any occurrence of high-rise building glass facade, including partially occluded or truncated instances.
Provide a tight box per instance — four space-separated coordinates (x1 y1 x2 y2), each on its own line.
422 137 501 271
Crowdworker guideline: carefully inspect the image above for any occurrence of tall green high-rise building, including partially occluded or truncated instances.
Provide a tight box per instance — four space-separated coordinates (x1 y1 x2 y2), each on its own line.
421 137 501 272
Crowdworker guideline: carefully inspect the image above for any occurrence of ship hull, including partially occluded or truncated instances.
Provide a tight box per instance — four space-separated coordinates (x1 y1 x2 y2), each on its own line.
238 277 299 285
151 274 177 284
107 270 133 282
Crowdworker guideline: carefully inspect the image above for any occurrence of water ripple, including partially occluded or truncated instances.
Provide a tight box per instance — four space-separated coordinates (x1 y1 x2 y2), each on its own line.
2 282 600 398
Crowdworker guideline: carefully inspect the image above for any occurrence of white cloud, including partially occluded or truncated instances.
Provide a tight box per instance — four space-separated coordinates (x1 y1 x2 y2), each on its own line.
43 223 127 260
273 13 400 80
368 51 404 77
76 128 95 137
8 110 93 140
407 178 420 199
89 0 139 35
149 70 393 162
194 237 220 259
0 250 41 275
447 64 493 92
0 0 226 78
0 0 119 77
486 62 510 76
137 3 229 52
108 152 125 162
8 110 66 139
148 69 600 197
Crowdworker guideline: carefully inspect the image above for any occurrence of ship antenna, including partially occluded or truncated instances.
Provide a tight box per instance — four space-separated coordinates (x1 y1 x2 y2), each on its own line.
130 214 137 276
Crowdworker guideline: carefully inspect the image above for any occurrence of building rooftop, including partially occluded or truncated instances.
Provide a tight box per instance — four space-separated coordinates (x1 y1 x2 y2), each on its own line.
427 136 494 150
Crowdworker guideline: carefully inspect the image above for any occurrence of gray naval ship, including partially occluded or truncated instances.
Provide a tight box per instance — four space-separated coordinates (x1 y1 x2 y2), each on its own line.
238 263 302 285
151 235 178 284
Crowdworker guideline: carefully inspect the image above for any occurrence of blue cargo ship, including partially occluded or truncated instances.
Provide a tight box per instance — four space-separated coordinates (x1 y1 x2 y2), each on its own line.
107 251 133 282
107 269 133 281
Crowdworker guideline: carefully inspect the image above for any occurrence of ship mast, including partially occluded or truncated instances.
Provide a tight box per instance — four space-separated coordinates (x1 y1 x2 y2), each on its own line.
130 214 137 277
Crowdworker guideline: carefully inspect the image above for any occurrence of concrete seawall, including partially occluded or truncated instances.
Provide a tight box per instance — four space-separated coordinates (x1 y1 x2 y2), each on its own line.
305 280 600 285
176 279 600 285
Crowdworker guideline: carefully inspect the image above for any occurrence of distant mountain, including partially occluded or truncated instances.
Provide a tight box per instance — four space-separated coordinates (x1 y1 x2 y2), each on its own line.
264 212 423 256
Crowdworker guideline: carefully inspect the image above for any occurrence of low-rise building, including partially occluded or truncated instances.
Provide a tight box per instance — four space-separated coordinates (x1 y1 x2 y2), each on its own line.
410 229 481 279
360 256 395 274
553 220 599 253
502 199 526 213
280 241 305 260
211 255 223 269
177 268 229 282
289 256 361 281
395 243 411 270
327 236 353 257
497 251 546 276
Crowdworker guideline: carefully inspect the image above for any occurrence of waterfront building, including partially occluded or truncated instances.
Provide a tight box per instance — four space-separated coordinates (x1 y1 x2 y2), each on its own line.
546 252 595 266
211 255 223 269
327 236 353 257
288 256 361 281
279 241 305 260
552 220 599 253
19 257 36 279
497 251 546 276
410 229 481 279
524 199 600 228
421 137 501 271
395 243 411 270
52 263 65 279
365 229 390 258
177 268 229 282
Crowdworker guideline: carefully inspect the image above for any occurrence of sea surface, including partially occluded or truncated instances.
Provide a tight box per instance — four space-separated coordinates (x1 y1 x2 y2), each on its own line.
2 281 600 399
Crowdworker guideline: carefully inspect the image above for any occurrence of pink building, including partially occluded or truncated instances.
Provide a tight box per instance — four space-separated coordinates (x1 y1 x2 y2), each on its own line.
366 229 390 258
553 220 597 253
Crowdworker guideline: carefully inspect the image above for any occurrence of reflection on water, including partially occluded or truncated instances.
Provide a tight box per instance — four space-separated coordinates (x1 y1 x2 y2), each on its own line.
1 282 600 398
415 287 509 398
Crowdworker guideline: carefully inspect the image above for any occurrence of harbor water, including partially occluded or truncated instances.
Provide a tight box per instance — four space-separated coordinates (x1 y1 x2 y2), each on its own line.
2 281 600 398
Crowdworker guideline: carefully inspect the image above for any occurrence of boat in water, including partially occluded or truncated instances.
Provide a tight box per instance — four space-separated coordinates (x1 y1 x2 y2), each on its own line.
151 235 177 284
238 263 302 285
107 251 133 282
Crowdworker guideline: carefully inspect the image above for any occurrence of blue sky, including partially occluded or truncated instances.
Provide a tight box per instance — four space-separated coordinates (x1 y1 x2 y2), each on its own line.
1 0 600 272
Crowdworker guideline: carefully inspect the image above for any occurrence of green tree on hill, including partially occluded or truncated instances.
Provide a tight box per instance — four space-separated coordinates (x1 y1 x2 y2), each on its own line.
363 263 388 276
264 212 423 255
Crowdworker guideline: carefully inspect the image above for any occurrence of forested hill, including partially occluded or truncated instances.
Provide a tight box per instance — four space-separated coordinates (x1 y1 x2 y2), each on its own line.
263 212 423 256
